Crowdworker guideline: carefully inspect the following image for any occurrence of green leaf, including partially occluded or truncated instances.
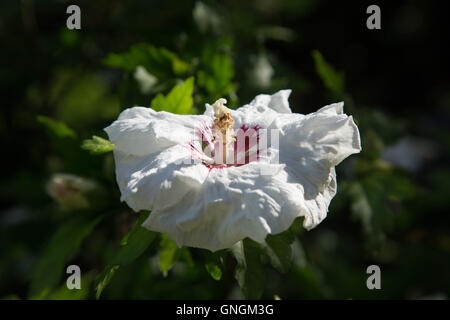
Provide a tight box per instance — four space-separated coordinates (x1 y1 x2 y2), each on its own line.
109 212 156 266
95 211 156 299
158 234 179 277
312 50 345 96
150 77 194 114
348 172 415 250
81 136 115 154
95 265 119 300
37 115 77 140
204 250 225 281
264 231 295 273
37 115 97 172
181 248 195 267
33 272 94 300
231 239 265 299
47 70 120 129
205 263 222 281
29 215 103 296
197 50 235 100
103 44 190 79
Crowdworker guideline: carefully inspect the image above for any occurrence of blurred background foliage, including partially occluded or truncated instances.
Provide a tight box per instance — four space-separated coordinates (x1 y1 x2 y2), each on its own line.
1 0 450 300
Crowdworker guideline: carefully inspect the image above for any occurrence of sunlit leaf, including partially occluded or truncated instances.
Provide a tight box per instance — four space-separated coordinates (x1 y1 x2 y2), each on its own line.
150 77 194 114
158 234 179 277
205 262 222 281
81 136 115 154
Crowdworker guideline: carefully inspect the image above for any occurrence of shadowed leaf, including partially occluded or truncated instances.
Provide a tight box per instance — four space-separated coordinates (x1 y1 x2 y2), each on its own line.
231 239 265 299
29 215 103 297
312 50 345 97
95 211 156 299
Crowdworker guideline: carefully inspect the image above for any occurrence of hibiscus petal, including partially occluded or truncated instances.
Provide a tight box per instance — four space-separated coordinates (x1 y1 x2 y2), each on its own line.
106 91 361 252
279 102 361 229
105 106 210 156
250 89 292 114
113 144 209 213
143 162 308 251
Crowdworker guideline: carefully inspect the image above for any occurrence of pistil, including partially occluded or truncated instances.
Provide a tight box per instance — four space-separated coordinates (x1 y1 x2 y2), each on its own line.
212 98 235 164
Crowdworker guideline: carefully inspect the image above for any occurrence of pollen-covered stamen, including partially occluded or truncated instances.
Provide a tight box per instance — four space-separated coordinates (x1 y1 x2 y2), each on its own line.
212 98 235 164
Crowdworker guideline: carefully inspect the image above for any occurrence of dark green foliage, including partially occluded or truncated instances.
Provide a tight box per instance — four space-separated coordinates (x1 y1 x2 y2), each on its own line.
312 50 345 98
104 44 190 78
95 211 156 299
231 239 266 300
29 215 104 297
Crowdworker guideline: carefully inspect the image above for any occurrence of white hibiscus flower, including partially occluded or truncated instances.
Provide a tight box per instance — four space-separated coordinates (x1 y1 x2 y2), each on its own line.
105 90 361 251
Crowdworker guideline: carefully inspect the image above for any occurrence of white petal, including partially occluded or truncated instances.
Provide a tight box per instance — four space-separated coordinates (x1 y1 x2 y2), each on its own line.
107 93 361 252
250 89 292 113
281 102 361 166
278 102 361 229
143 162 308 251
105 106 210 157
114 144 209 213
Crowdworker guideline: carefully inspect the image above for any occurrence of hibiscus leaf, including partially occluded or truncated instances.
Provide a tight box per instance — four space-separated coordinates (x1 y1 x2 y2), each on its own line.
81 135 115 154
37 115 77 140
205 263 222 281
180 248 195 267
95 265 120 300
37 115 97 172
312 50 345 97
95 211 156 299
197 50 235 101
150 77 194 114
32 272 95 300
28 215 104 297
37 115 79 158
109 211 156 266
158 234 179 277
103 44 190 79
264 230 296 273
231 239 265 299
204 251 224 281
